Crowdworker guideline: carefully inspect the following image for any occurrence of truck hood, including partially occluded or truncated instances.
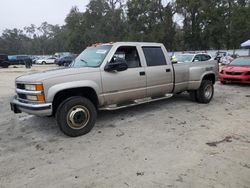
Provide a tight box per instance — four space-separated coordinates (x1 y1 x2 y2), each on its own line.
16 67 100 83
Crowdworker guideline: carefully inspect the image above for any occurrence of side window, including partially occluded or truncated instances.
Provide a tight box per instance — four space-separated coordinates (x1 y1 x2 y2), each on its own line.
200 55 210 61
112 46 141 68
205 55 211 61
200 55 205 61
142 47 167 66
194 55 202 62
200 55 206 61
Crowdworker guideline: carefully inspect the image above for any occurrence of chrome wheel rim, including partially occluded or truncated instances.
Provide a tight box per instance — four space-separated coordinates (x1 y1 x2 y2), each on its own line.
66 105 90 130
204 85 213 99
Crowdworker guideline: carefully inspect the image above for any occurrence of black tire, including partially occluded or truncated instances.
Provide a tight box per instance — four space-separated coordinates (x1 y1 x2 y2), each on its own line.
42 61 46 65
196 80 214 104
189 91 198 102
56 96 97 137
25 61 30 68
220 81 226 85
0 62 9 68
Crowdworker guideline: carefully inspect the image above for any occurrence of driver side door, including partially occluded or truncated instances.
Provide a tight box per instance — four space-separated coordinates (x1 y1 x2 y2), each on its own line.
101 46 147 105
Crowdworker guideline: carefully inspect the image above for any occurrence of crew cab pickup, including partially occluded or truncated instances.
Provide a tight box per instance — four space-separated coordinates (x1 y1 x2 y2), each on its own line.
10 42 218 137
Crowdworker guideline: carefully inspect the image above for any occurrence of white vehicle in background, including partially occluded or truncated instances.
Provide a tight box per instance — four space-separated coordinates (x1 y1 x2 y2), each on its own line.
54 52 73 58
36 57 56 64
173 53 212 63
220 54 234 65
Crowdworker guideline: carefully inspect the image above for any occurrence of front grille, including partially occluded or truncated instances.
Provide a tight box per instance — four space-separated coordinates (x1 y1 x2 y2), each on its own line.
16 83 25 89
225 72 242 76
224 78 241 82
18 93 26 99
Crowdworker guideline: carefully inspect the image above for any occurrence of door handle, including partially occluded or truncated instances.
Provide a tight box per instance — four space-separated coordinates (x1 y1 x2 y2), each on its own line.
166 69 171 72
139 71 146 76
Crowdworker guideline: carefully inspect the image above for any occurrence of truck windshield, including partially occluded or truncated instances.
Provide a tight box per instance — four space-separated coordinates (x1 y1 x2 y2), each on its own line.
71 45 112 68
176 54 194 63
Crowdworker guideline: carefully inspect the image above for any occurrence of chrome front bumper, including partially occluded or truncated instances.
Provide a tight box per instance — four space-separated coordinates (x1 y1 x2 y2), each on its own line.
10 96 52 116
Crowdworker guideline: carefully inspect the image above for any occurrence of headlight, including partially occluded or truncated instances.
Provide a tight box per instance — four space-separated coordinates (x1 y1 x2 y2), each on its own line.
26 94 45 102
25 84 43 91
25 84 36 91
26 95 38 101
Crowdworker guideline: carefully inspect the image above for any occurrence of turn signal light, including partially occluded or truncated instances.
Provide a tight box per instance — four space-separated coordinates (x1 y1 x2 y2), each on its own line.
37 94 45 102
35 84 44 91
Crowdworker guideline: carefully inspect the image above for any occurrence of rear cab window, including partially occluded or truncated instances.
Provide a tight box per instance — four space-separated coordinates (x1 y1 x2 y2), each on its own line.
142 47 167 66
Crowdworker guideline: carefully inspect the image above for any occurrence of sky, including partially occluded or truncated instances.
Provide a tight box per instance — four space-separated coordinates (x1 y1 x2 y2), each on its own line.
0 0 90 33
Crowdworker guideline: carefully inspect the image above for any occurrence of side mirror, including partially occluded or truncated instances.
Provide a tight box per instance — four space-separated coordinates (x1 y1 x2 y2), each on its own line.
105 58 128 72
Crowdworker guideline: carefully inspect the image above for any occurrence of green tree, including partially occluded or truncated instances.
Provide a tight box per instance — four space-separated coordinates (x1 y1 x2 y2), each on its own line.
65 7 87 53
127 0 176 50
0 28 30 54
65 0 126 52
176 0 205 50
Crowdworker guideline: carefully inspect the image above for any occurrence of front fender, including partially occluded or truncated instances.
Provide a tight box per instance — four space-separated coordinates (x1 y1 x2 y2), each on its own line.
46 80 102 103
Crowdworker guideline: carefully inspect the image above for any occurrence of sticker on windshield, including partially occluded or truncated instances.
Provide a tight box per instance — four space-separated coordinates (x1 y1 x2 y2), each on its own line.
96 50 107 54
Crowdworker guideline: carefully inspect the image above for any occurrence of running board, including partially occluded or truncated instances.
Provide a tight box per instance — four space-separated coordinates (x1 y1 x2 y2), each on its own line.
99 94 173 111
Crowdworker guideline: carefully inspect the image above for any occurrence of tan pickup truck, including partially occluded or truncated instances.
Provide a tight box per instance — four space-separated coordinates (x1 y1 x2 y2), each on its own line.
10 42 218 137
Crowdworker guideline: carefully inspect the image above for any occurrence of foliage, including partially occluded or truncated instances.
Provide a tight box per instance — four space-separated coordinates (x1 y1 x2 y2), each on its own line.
0 0 249 55
176 0 250 50
0 22 66 55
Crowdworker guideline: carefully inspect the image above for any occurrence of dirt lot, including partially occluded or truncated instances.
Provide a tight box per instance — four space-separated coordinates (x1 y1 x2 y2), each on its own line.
0 65 250 188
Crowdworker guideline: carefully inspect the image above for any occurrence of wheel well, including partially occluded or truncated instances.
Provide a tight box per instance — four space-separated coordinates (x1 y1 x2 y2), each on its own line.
52 87 98 115
202 74 216 84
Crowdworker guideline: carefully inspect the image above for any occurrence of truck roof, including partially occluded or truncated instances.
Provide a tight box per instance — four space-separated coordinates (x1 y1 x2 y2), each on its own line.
91 42 163 47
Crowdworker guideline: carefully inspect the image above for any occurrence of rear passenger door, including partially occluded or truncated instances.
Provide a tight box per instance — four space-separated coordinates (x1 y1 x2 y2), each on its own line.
142 46 174 97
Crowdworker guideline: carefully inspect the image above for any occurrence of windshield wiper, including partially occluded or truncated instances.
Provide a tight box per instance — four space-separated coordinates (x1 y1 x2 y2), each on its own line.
80 59 89 65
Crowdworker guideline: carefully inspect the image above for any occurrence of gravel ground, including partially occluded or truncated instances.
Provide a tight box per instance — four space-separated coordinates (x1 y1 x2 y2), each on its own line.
0 65 250 188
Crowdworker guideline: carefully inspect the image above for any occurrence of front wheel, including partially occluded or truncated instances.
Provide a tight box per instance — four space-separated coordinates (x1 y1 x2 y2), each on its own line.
56 96 97 137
